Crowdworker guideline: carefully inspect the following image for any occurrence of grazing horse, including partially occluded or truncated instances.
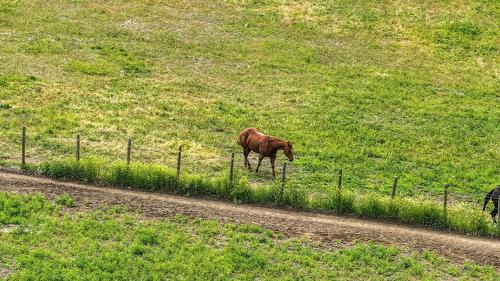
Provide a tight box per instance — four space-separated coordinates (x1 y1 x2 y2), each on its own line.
483 185 500 224
238 128 294 178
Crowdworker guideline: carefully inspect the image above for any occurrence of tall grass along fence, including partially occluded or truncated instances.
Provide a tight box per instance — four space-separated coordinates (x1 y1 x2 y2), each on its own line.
9 128 500 237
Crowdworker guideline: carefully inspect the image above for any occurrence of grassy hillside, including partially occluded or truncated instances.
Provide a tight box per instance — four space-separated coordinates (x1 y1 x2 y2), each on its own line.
0 0 498 202
0 192 498 280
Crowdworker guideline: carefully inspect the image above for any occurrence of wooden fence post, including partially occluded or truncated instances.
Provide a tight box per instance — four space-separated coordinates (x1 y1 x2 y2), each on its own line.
21 127 26 167
443 184 449 213
392 176 398 198
280 162 287 204
176 145 182 178
76 134 80 163
126 138 132 165
338 168 342 194
229 152 235 186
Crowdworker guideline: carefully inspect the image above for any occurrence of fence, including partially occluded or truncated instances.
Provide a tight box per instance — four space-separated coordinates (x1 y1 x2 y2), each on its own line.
15 127 458 214
7 127 500 236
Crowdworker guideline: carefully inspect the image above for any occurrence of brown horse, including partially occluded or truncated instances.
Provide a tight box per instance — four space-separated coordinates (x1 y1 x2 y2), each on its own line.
238 128 294 178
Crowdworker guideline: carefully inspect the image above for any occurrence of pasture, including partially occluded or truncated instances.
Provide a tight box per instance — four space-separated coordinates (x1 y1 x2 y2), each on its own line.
0 1 498 204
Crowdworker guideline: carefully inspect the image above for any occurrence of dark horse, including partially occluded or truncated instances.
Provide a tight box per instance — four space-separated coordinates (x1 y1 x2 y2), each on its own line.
238 128 293 178
483 185 500 224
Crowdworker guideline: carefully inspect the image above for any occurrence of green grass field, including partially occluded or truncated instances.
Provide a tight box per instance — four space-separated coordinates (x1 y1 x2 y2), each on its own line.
0 192 498 280
0 0 498 203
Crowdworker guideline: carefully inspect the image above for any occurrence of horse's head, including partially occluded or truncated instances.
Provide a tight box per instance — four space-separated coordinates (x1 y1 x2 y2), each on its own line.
283 141 294 161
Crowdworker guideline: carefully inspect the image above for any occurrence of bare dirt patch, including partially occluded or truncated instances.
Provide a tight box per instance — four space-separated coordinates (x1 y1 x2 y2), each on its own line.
0 224 17 233
0 268 12 279
0 171 499 268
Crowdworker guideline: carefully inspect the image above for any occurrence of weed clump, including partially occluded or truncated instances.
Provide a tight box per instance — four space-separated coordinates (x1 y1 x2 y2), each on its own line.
55 194 76 208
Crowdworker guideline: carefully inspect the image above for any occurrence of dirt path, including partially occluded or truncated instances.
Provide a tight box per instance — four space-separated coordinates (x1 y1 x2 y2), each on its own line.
0 171 499 267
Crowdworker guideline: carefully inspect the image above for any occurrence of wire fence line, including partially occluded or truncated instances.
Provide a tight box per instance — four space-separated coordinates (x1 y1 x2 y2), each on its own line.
8 128 499 213
0 128 498 236
3 128 500 231
10 127 463 210
3 127 499 237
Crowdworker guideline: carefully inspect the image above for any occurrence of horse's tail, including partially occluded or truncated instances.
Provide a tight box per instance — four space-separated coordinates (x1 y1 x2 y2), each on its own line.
238 133 247 147
237 128 252 147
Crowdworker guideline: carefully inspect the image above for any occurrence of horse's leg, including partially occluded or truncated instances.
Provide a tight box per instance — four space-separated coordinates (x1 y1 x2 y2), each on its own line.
242 147 247 168
491 202 498 224
270 155 276 178
255 155 264 173
244 147 251 170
